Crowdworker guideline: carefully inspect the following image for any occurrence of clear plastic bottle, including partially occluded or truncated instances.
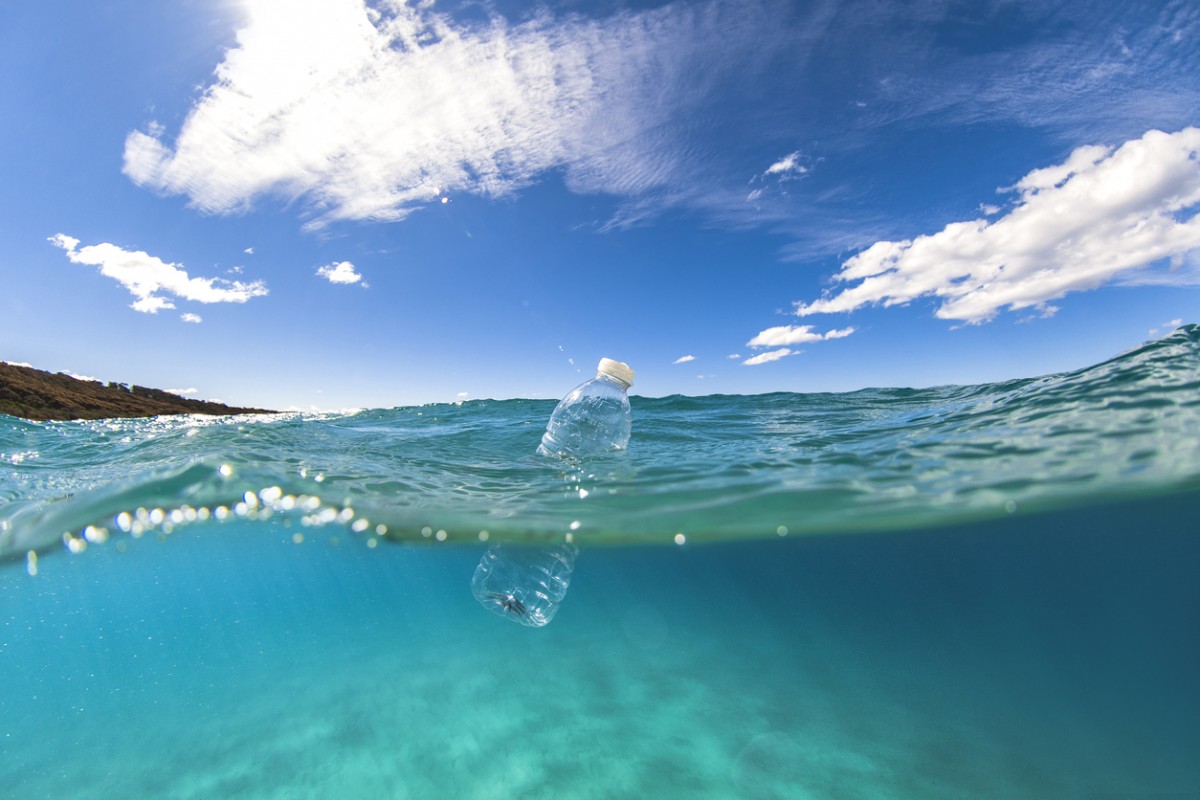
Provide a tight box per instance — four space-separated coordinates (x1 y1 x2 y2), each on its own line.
471 543 579 627
537 358 635 458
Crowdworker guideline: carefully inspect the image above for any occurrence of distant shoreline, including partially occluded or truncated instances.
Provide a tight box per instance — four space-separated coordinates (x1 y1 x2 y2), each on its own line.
0 361 275 421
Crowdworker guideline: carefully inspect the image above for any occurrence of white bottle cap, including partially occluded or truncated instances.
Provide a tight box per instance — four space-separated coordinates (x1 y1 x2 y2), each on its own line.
596 358 634 388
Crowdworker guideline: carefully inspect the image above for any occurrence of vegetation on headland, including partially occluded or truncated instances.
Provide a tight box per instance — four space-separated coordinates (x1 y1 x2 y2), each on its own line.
0 361 274 421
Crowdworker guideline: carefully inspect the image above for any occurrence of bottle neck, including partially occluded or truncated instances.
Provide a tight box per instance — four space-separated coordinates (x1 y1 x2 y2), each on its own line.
594 372 630 391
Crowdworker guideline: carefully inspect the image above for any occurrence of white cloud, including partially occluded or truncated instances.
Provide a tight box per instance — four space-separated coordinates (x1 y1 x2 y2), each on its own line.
795 128 1200 324
2 361 33 368
50 233 79 252
456 391 470 398
49 234 268 314
743 348 793 365
167 387 198 396
244 246 255 255
121 0 778 228
181 312 203 323
316 260 363 284
1149 317 1187 336
763 151 806 177
673 354 695 364
68 373 101 383
747 324 855 348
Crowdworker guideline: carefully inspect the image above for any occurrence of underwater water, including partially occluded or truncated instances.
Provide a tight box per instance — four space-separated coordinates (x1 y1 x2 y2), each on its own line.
2 327 1199 798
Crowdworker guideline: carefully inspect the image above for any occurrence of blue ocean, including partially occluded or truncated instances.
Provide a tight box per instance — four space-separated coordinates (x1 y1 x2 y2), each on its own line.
3 327 1199 798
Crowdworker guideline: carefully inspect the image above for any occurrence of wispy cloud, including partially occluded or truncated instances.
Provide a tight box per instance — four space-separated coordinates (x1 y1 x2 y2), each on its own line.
109 0 1199 268
49 233 268 314
763 151 807 177
122 0 779 228
672 354 695 364
167 387 198 396
181 312 203 323
794 127 1200 324
316 260 363 285
743 348 793 366
744 1 1200 256
747 324 855 348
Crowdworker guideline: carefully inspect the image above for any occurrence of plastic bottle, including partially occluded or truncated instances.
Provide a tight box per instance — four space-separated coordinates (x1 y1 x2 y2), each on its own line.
471 542 579 627
537 358 635 458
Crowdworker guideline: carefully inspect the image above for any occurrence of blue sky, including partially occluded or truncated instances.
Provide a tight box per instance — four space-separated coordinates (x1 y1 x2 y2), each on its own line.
2 0 1198 410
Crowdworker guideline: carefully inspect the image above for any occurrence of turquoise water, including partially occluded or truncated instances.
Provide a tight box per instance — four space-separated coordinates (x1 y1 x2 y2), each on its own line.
2 327 1199 797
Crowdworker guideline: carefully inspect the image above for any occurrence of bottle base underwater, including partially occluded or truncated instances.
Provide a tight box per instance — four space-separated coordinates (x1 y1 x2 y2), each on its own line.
471 543 579 627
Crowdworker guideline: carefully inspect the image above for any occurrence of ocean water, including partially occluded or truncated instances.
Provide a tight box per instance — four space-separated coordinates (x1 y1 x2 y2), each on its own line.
2 327 1199 798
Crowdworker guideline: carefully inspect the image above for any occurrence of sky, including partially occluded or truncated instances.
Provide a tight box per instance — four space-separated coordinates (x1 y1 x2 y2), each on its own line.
1 0 1198 411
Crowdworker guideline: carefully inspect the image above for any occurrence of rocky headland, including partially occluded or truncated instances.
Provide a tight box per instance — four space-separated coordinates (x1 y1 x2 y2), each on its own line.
0 361 274 421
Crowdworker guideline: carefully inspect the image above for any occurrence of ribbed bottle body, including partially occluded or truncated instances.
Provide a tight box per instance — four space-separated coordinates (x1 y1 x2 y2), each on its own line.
471 543 579 627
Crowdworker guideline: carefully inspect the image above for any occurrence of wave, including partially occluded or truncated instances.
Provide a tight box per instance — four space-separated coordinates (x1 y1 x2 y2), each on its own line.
3 325 1199 558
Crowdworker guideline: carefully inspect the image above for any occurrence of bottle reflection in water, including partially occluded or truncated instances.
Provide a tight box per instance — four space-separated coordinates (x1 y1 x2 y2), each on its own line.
471 543 579 628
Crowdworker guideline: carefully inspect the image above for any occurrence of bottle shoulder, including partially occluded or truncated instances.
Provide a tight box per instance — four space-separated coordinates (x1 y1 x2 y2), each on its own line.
570 375 629 400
